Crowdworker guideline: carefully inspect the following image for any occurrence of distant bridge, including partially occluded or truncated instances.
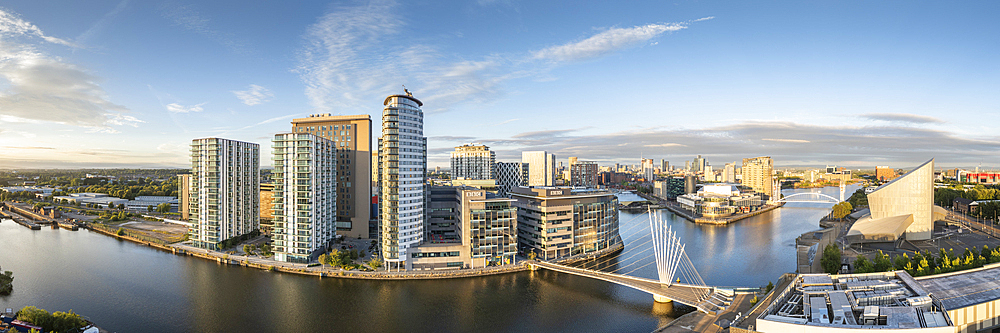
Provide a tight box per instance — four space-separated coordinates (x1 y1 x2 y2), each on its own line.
775 192 842 204
529 210 733 314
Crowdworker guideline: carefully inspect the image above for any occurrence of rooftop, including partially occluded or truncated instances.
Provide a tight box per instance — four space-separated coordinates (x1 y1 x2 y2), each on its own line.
757 271 952 331
917 262 1000 310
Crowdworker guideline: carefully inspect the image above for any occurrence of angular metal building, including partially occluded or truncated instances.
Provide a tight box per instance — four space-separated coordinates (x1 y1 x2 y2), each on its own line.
865 158 934 241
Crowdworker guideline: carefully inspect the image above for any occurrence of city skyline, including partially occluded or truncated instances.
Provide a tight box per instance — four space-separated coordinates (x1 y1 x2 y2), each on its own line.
1 1 999 169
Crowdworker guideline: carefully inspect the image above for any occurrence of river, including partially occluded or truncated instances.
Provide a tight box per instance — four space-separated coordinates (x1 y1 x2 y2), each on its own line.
0 185 856 332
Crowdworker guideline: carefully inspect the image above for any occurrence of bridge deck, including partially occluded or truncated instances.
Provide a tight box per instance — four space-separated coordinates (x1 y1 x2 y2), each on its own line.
532 261 720 312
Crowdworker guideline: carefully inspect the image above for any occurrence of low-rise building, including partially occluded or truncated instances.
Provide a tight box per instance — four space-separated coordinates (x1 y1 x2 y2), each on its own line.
408 186 517 270
676 183 764 218
755 271 953 332
511 187 619 260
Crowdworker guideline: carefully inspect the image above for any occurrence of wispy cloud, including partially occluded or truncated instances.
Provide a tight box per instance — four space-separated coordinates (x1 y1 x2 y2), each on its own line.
0 10 77 47
859 113 945 124
532 23 687 62
166 102 205 113
232 84 273 106
497 118 520 125
762 138 810 143
0 8 134 132
158 2 248 53
76 0 130 45
297 1 708 114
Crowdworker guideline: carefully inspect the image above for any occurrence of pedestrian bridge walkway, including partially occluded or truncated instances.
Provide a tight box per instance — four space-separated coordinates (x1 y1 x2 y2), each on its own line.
530 261 733 314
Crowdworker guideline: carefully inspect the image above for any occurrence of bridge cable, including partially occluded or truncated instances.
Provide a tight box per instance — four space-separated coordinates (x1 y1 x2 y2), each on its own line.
608 251 657 274
587 238 654 271
579 213 653 270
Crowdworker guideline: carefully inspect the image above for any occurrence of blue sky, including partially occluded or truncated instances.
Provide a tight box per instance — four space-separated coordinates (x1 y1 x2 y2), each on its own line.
0 0 998 170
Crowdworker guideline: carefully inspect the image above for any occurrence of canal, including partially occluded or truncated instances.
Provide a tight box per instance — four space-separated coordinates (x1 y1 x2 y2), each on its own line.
0 185 856 332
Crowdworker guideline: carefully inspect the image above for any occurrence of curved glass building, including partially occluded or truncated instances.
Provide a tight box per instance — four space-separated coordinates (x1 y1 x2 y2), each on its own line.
379 90 427 266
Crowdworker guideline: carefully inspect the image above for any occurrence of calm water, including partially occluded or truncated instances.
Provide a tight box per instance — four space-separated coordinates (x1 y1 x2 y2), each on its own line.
0 186 855 332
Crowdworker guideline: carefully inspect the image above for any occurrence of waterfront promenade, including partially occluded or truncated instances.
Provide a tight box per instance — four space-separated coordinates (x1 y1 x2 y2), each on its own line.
661 201 783 225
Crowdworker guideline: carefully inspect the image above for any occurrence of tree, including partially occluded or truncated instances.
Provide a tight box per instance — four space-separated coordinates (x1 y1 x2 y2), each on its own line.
117 203 125 210
854 256 874 273
16 306 87 333
0 265 13 295
765 281 774 294
148 205 155 212
366 257 383 270
243 244 253 255
820 244 842 274
873 251 893 272
116 228 125 236
318 253 330 267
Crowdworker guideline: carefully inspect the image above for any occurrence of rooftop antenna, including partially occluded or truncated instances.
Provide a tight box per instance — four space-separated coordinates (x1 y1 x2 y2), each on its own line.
402 85 412 97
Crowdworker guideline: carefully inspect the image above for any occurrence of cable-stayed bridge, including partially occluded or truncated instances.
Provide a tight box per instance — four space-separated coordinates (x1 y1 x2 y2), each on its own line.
528 210 734 314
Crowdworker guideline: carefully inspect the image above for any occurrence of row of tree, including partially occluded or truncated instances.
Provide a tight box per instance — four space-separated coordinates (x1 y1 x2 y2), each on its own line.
318 249 382 270
15 306 88 333
823 243 1000 277
935 186 1000 207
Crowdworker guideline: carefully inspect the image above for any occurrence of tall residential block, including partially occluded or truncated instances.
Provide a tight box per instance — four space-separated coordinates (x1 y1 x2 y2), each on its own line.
495 162 528 197
379 90 427 266
741 156 775 200
722 162 737 183
188 138 260 250
661 159 669 173
511 187 620 260
570 161 599 188
271 133 338 263
291 114 372 239
179 173 191 220
522 151 555 186
450 144 495 180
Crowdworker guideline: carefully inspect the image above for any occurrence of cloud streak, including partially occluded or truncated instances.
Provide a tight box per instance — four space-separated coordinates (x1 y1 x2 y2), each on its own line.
166 102 205 113
860 113 945 124
532 23 687 62
232 84 273 106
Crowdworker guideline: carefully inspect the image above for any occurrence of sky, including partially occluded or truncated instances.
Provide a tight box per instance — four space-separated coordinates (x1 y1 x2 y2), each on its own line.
0 0 998 170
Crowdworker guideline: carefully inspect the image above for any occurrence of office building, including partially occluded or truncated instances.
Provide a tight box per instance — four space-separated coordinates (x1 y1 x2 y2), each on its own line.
450 144 495 180
379 89 427 267
522 151 555 186
271 133 338 263
409 186 517 270
741 156 775 200
495 162 527 197
722 162 737 183
875 166 897 182
693 155 705 173
511 187 620 260
570 161 599 188
661 159 669 173
188 138 260 250
291 114 373 239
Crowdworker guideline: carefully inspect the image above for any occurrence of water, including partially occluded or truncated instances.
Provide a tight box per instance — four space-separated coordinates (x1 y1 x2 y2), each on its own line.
0 186 855 332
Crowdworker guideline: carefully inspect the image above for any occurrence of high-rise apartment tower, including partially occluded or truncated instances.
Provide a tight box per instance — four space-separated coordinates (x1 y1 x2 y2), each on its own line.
450 144 495 180
271 133 338 263
291 114 372 239
379 89 427 267
188 138 260 250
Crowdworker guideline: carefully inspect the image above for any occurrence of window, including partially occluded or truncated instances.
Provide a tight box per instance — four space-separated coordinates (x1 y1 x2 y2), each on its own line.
346 125 351 130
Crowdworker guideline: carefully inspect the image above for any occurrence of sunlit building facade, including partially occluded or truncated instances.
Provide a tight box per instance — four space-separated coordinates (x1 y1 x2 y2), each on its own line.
867 159 934 240
379 90 427 266
271 133 338 263
188 138 260 250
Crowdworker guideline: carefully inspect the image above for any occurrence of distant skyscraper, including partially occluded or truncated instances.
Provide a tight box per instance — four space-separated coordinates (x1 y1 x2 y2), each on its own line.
641 158 654 181
291 114 372 239
723 162 737 183
568 157 578 166
693 155 706 173
495 162 528 197
379 89 427 267
189 138 259 250
450 144 495 180
661 159 668 173
685 161 691 172
271 133 337 263
742 156 775 200
570 161 599 188
522 151 555 186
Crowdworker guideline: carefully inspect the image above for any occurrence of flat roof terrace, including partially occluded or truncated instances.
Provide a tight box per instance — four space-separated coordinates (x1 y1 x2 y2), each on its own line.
917 262 1000 311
